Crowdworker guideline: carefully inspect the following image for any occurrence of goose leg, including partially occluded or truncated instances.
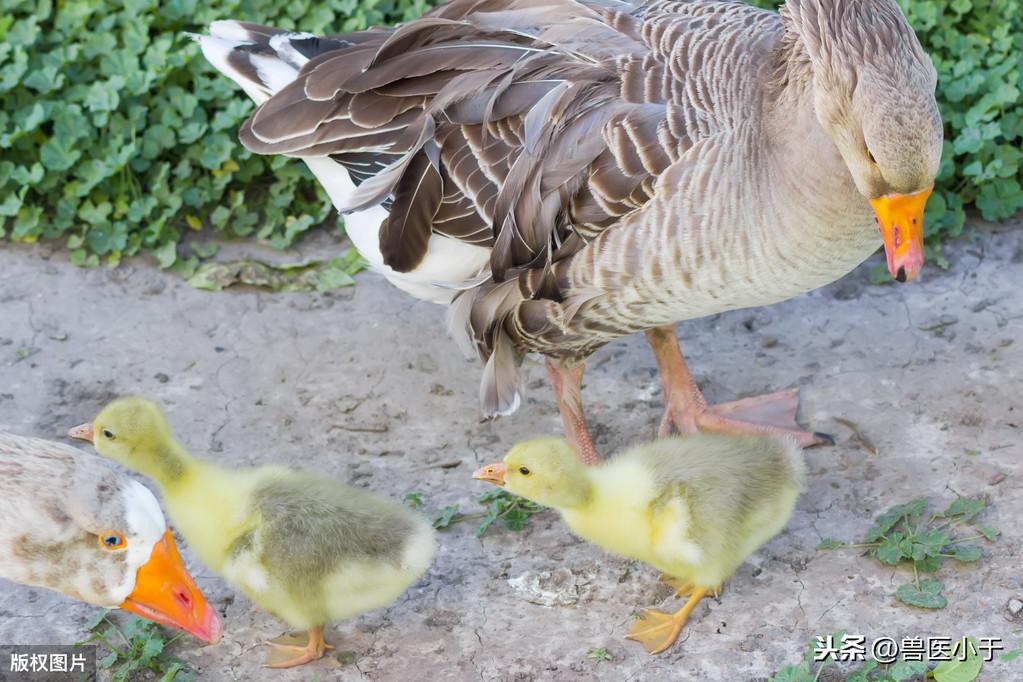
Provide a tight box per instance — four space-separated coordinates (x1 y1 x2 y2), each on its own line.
626 586 712 654
545 358 602 466
264 625 332 668
645 326 832 447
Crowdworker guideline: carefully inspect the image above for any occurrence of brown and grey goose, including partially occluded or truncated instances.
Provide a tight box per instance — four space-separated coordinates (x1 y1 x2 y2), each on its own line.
197 0 941 463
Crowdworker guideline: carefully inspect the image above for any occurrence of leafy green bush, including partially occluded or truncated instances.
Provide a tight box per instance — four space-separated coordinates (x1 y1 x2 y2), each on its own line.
2 0 1020 269
0 0 436 270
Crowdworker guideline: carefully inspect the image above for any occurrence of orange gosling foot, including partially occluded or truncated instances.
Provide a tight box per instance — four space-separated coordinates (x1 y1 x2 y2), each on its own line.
264 626 331 668
645 327 833 448
626 587 711 654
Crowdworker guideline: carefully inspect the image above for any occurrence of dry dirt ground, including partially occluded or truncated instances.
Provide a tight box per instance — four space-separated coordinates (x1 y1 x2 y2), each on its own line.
1 222 1021 681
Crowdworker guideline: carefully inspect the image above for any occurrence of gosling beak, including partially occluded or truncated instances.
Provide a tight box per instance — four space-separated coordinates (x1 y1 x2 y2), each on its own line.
472 462 507 487
869 186 931 283
68 422 95 444
120 529 223 644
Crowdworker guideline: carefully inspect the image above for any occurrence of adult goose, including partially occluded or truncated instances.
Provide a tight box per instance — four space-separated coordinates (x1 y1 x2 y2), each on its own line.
0 433 223 643
197 0 941 463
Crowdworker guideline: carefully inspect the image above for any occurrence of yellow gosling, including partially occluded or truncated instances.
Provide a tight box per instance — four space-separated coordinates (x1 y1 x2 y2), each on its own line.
473 433 804 654
72 397 435 668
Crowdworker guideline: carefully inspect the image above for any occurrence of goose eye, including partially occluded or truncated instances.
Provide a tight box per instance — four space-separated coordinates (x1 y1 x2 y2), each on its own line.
101 429 115 440
519 466 531 476
98 532 126 550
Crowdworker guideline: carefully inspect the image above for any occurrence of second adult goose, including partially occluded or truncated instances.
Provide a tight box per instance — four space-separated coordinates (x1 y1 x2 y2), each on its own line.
197 0 942 462
0 433 222 643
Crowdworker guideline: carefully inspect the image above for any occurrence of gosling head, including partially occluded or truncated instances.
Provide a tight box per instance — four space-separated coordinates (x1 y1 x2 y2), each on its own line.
473 437 591 509
69 397 181 483
784 0 943 282
25 467 221 642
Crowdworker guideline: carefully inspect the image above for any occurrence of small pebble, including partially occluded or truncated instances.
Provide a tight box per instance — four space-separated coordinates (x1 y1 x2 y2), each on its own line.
154 373 170 383
1008 599 1023 616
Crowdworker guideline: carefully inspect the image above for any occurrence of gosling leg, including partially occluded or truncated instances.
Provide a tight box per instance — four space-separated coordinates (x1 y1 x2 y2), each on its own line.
264 625 332 668
626 586 712 654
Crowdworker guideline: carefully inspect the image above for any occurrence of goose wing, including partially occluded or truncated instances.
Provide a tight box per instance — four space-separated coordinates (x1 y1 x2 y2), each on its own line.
237 0 738 276
235 0 775 415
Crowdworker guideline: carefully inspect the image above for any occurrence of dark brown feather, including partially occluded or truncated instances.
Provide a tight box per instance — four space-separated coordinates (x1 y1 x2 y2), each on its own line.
379 149 443 272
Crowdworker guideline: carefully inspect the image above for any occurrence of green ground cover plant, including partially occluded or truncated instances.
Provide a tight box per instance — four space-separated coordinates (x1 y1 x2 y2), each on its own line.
77 611 190 681
769 633 997 682
404 488 548 536
2 0 1020 270
817 496 998 610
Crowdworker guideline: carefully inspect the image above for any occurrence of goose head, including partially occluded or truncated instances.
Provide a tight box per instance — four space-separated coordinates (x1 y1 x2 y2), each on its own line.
783 0 943 282
69 397 181 486
473 437 592 509
5 455 222 642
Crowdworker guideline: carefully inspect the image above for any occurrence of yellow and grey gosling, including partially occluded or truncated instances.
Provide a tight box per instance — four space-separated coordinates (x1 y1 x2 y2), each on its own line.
474 433 804 654
196 0 941 460
71 397 435 669
0 433 221 642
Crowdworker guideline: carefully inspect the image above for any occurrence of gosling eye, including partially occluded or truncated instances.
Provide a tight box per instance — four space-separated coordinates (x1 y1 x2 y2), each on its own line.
518 466 531 476
98 532 126 550
101 429 115 440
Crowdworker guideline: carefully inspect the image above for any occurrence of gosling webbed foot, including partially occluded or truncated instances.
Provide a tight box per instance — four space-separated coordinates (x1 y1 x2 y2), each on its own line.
264 626 331 668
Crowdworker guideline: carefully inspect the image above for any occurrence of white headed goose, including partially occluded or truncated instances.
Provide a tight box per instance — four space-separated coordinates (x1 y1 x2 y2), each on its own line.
0 433 222 643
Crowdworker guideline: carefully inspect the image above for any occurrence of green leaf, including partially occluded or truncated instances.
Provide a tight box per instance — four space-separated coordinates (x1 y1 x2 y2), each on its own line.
895 578 947 609
816 538 844 550
1000 647 1023 662
97 652 119 669
161 662 183 681
913 528 951 557
40 137 81 171
953 545 982 562
82 609 111 631
153 241 178 269
875 533 907 565
432 505 462 530
888 659 927 681
502 506 531 531
768 665 815 682
403 491 425 509
933 638 983 682
867 499 927 541
141 634 164 662
941 497 986 522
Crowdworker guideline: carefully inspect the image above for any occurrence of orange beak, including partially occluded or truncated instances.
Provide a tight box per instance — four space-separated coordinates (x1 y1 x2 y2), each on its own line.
472 462 507 487
120 530 223 643
68 422 95 443
868 186 931 283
